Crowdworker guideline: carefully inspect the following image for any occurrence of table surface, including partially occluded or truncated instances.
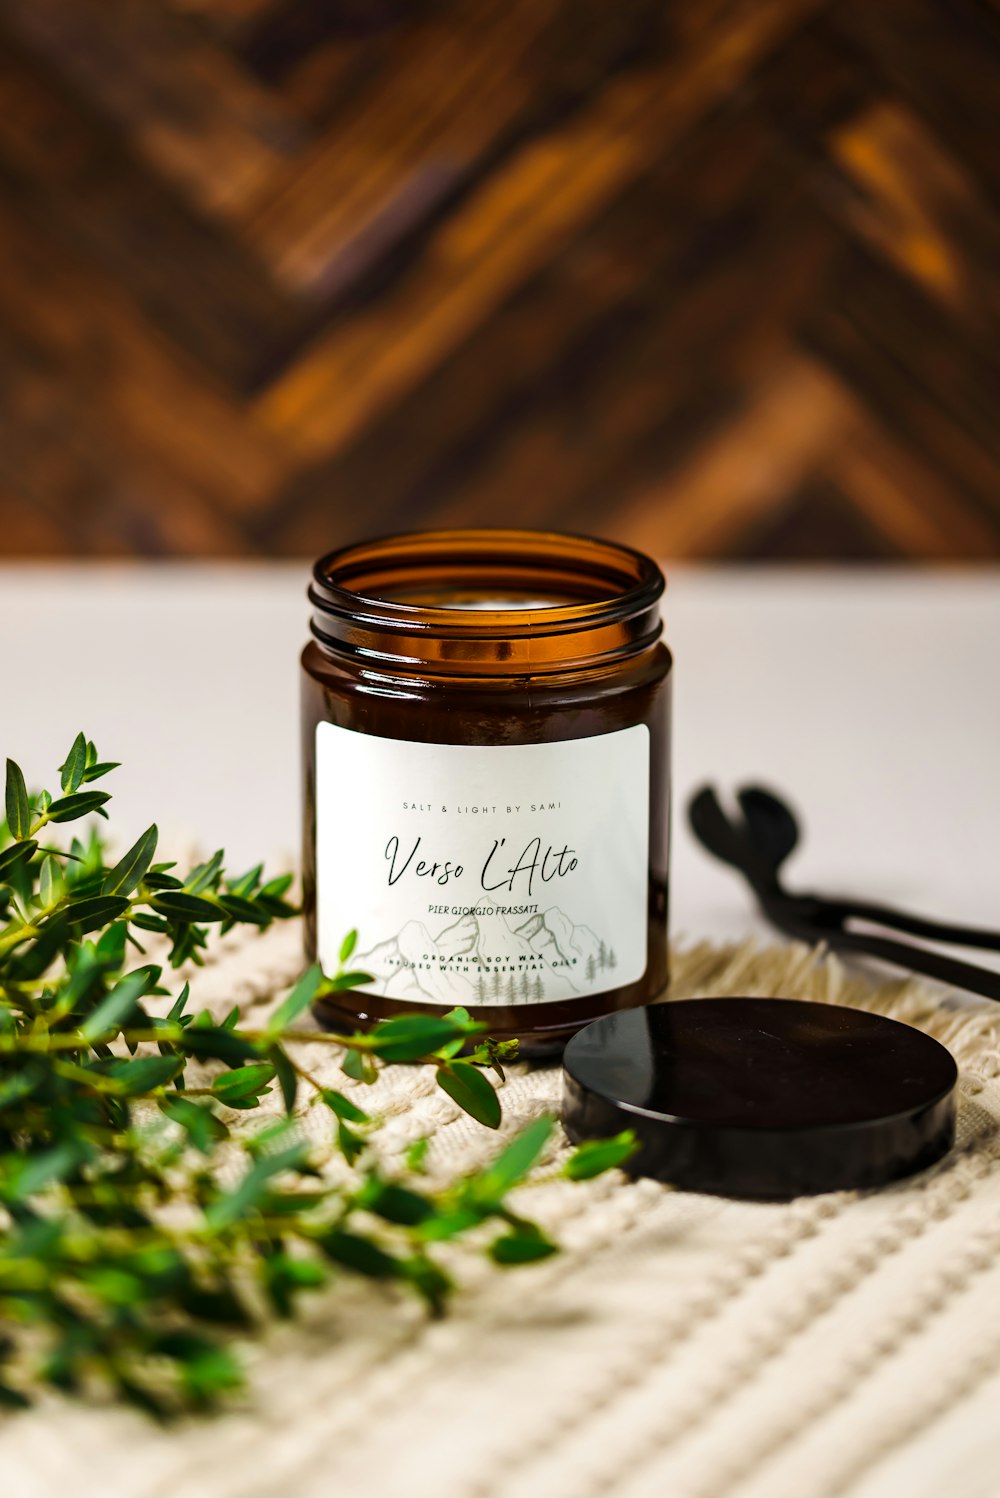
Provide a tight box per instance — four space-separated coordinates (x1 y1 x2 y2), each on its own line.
3 563 998 962
2 563 1000 1498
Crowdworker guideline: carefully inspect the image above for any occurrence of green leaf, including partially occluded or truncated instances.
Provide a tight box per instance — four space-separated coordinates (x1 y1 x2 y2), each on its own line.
367 1014 469 1063
5 758 30 839
150 890 227 923
471 1116 555 1200
266 964 323 1036
113 1374 172 1421
160 1095 228 1152
319 1230 401 1280
99 1054 184 1095
216 894 269 926
443 1005 473 1028
167 982 191 1021
178 1025 258 1067
156 1335 243 1404
95 920 128 962
341 1047 377 1084
337 1121 367 1165
0 838 37 878
269 1045 298 1114
563 1130 638 1181
256 892 298 919
488 1228 558 1265
37 853 62 907
80 1264 145 1306
0 1071 41 1109
58 733 88 794
184 849 224 896
338 928 358 965
356 1178 432 1226
435 1007 479 1062
227 863 263 898
63 894 131 930
262 1253 327 1316
327 970 376 992
416 1207 484 1242
404 1136 430 1173
401 1254 452 1314
131 912 168 934
211 1063 275 1104
436 1061 502 1129
5 1141 87 1202
45 790 112 823
81 761 120 783
102 823 158 897
317 1088 369 1124
433 1034 466 1063
206 1143 310 1229
176 1282 249 1328
80 966 159 1041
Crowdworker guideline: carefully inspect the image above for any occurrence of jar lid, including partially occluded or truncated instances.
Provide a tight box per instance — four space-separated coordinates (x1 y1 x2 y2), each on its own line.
561 998 957 1199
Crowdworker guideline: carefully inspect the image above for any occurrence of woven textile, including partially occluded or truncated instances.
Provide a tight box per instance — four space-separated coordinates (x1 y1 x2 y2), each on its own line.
3 919 1000 1498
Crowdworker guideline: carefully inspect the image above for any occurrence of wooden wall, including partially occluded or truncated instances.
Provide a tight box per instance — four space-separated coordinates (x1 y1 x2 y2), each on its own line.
1 0 999 561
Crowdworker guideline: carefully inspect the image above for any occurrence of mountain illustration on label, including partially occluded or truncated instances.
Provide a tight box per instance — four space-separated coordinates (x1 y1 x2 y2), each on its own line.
354 906 619 1005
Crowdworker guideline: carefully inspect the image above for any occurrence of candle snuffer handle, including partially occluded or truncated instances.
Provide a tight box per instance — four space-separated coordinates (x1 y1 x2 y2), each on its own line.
688 784 1000 1003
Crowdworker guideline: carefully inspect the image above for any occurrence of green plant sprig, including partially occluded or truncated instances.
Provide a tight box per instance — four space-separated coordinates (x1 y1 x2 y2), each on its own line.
0 738 636 1417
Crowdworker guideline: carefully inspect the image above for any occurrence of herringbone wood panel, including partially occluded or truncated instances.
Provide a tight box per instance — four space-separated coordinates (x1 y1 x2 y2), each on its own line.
1 0 999 559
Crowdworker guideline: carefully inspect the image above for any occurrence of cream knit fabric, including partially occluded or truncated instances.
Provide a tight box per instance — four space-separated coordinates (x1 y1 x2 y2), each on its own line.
3 919 999 1498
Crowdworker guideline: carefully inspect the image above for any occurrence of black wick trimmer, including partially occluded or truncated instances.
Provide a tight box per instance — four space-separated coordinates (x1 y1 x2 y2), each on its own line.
688 785 1000 1004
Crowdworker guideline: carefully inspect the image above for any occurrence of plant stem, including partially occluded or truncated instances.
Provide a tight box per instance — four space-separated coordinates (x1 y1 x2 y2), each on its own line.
0 1024 390 1056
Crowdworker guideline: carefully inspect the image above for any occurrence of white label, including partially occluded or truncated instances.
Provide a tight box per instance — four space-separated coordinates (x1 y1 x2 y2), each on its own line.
315 723 650 1007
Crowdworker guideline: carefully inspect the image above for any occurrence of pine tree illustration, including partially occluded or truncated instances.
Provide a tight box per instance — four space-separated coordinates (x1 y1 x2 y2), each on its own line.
532 975 544 1000
585 954 597 982
505 974 517 1003
607 948 617 970
519 972 531 1001
476 972 488 1002
492 970 502 999
597 940 608 970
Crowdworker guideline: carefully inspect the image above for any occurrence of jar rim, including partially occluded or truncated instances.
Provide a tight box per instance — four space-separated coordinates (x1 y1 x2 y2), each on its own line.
308 529 665 675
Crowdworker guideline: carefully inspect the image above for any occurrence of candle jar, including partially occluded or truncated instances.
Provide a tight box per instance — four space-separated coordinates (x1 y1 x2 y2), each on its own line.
301 529 671 1055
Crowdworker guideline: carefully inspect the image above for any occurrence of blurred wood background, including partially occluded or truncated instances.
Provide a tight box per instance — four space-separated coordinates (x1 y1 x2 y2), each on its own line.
1 0 999 560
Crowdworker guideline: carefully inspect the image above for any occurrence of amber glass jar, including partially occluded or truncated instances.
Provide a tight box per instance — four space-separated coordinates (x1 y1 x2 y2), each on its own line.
301 529 671 1054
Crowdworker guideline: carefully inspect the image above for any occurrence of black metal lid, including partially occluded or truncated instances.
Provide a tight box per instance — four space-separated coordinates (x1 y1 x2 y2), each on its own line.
562 998 957 1200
